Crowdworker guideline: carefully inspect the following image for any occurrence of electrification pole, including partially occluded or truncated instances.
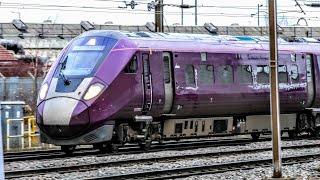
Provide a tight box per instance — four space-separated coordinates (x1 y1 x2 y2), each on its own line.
181 0 184 25
195 0 198 25
268 0 282 178
155 0 164 32
33 55 38 111
257 4 263 26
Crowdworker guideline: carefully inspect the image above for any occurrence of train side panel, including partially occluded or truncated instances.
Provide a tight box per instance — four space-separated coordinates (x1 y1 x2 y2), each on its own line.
169 52 309 117
245 114 296 133
163 117 233 138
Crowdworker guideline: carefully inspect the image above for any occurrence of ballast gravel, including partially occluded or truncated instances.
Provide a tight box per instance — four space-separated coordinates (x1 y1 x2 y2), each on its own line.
182 161 320 180
7 139 320 179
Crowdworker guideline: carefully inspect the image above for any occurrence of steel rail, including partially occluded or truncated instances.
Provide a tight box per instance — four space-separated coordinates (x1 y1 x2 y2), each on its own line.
5 142 320 179
95 153 320 180
4 137 265 162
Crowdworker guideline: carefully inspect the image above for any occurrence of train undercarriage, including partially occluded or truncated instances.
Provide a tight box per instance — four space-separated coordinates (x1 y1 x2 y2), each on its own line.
60 111 320 154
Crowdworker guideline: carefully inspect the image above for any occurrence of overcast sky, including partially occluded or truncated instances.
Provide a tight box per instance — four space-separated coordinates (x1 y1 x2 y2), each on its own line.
0 0 319 26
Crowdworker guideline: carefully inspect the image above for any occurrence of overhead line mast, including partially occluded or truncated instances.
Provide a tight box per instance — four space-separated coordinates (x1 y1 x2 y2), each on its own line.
268 0 282 178
155 0 164 32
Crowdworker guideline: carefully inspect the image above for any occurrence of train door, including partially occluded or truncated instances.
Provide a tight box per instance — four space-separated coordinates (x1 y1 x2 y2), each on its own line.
141 53 153 112
306 54 315 107
163 52 173 113
311 55 320 107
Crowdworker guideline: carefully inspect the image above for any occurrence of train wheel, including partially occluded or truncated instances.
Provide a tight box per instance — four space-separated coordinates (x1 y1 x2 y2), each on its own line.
61 145 76 155
288 131 298 139
315 131 320 138
158 139 164 144
111 144 119 153
144 140 152 151
297 111 315 133
93 143 109 153
139 140 152 151
251 133 260 141
310 129 320 138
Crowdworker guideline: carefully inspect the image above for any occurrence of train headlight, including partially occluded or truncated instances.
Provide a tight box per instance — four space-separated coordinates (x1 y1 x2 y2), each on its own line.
39 83 49 100
83 83 104 100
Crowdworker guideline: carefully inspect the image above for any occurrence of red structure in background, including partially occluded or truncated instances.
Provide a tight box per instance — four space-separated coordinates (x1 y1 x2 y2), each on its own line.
0 45 45 77
0 45 16 60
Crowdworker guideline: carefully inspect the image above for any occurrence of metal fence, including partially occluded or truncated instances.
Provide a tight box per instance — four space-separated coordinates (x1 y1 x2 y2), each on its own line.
0 77 43 110
1 23 320 40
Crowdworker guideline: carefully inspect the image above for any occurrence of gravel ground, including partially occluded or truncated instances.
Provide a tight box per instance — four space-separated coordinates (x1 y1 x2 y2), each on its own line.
8 139 320 179
6 139 320 171
183 161 320 180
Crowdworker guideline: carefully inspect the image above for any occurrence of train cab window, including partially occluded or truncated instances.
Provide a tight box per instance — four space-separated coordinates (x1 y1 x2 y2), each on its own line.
185 65 196 86
199 65 214 85
279 65 288 83
175 123 183 134
257 65 269 84
124 55 138 73
195 121 198 132
291 65 299 83
184 121 189 129
202 121 205 132
190 121 194 129
237 65 253 84
216 65 233 84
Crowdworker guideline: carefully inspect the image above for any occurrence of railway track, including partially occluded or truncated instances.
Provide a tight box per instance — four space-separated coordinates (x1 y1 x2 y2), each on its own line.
5 142 320 179
95 153 320 180
4 137 268 162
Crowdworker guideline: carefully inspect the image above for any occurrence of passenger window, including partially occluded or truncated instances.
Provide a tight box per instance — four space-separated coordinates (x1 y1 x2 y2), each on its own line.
201 52 207 62
184 121 188 129
195 121 198 132
199 65 214 85
163 55 171 83
190 121 194 129
279 65 288 83
175 123 183 134
291 65 299 83
216 65 233 84
291 54 296 62
124 55 137 73
257 65 269 84
202 121 205 132
185 65 196 86
237 65 253 84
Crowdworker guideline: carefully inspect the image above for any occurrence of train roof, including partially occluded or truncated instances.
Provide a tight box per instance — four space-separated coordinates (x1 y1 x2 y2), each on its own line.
80 30 320 54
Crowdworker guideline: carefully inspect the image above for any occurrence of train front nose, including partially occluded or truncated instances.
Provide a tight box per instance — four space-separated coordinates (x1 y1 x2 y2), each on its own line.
37 97 90 139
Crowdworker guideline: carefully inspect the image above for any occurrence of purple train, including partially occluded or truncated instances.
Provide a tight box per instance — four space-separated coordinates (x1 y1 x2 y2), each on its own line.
36 30 320 153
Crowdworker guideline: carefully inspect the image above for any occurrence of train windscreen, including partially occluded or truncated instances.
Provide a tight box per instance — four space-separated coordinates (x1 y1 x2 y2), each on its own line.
59 36 117 77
